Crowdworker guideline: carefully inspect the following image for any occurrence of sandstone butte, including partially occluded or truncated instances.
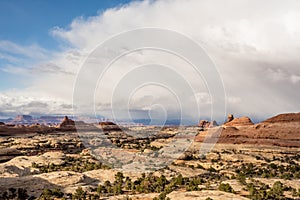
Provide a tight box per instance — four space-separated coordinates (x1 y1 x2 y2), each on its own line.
196 112 300 148
223 116 254 126
262 112 300 123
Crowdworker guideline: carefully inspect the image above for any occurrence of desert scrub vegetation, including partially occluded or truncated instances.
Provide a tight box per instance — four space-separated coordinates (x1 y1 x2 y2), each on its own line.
234 162 300 180
94 169 233 199
0 188 30 200
246 180 292 200
94 172 209 199
218 183 235 193
31 155 110 173
38 188 64 200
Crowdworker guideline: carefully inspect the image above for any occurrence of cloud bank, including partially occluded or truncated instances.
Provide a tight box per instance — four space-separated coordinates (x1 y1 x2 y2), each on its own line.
0 0 300 123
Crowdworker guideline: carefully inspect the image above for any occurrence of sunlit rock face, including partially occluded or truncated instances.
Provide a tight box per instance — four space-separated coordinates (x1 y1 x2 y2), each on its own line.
224 116 254 126
262 112 300 123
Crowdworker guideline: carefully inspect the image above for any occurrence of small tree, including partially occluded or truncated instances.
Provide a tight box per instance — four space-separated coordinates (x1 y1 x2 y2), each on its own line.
17 188 29 200
266 181 284 199
72 187 86 200
219 183 235 193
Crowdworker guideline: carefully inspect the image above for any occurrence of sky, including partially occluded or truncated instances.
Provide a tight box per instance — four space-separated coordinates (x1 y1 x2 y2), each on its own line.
0 0 300 124
0 0 131 89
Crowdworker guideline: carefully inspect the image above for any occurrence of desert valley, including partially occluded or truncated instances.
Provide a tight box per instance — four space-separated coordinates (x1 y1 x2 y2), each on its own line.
0 112 299 200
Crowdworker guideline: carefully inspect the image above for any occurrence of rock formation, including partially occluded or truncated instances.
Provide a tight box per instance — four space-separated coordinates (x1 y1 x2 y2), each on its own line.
99 121 122 132
224 116 254 126
60 116 75 126
263 112 300 123
198 120 218 128
198 120 209 128
196 112 300 147
58 116 76 131
226 114 234 123
0 148 22 163
11 115 33 124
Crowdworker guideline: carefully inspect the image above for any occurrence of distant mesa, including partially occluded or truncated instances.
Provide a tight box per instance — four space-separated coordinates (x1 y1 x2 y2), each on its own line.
198 120 218 128
58 116 76 131
60 116 75 126
38 115 66 124
99 121 122 132
3 115 74 126
11 115 33 124
262 112 300 123
14 114 33 121
224 115 254 126
0 115 81 136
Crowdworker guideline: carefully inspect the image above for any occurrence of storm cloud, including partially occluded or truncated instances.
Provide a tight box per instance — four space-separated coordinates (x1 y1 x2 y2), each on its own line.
0 0 299 123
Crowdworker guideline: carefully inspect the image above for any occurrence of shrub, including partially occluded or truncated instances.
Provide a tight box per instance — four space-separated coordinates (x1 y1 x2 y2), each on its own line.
219 183 235 193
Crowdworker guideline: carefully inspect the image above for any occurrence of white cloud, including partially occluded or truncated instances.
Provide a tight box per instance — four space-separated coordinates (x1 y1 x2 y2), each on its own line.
266 68 300 84
291 74 300 83
1 0 300 123
0 91 73 116
0 40 50 60
227 96 242 104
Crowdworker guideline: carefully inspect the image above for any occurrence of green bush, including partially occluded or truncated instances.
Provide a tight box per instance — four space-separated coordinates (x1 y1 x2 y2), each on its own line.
219 183 235 193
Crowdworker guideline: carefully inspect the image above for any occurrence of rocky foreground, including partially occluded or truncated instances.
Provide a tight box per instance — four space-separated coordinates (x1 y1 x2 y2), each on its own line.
0 112 299 199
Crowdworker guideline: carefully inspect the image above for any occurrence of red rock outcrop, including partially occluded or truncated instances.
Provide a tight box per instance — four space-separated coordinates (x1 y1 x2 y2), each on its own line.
224 116 254 126
0 124 54 136
226 114 234 123
58 116 76 131
60 116 75 126
198 120 218 128
196 112 300 147
99 121 122 132
262 112 300 123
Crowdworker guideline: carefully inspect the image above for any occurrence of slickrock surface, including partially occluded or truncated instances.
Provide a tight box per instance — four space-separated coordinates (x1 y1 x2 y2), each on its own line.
167 190 250 200
0 152 65 177
0 148 22 163
263 112 300 123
